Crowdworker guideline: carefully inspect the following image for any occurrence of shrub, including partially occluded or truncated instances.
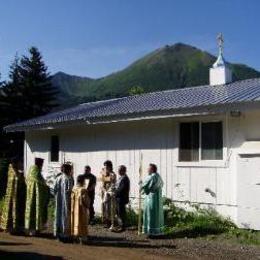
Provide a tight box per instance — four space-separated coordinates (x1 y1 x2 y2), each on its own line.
126 206 138 227
163 197 236 237
164 200 195 227
47 196 55 224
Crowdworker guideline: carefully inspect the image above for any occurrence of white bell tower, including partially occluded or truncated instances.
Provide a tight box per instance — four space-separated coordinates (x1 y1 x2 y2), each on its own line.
209 33 232 86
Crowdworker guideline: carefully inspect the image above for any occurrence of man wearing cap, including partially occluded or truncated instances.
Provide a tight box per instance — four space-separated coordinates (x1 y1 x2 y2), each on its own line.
25 158 49 236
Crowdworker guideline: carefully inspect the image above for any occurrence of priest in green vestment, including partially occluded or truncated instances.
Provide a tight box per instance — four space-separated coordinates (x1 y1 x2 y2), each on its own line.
0 158 26 233
25 158 49 235
141 163 164 236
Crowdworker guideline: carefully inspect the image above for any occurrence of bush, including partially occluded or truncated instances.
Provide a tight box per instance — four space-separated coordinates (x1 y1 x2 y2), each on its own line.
163 198 236 237
47 196 55 225
164 199 196 227
126 206 138 227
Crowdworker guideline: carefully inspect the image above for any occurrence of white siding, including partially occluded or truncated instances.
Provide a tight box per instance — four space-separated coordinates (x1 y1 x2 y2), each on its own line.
24 109 260 228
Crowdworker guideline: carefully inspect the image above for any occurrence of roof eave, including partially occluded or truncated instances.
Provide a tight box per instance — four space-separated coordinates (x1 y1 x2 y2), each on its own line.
5 100 260 133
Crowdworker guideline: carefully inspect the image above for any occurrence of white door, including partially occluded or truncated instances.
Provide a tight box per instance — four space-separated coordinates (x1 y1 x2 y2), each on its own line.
237 154 260 230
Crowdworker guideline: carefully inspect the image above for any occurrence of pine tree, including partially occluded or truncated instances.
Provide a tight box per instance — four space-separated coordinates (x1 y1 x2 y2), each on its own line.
0 55 22 123
0 56 23 157
18 47 58 118
0 47 59 157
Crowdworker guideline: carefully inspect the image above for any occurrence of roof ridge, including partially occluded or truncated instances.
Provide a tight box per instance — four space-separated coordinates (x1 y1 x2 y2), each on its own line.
79 96 128 106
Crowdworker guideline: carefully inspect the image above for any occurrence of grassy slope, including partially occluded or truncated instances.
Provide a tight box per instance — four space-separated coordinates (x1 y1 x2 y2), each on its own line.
52 43 260 105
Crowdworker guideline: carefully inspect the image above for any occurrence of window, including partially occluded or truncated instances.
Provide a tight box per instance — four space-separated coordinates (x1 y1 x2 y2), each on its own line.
179 122 199 161
50 135 59 162
179 121 223 162
201 122 223 160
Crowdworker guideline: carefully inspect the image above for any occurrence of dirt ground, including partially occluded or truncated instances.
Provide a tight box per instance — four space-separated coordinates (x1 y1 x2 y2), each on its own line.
1 225 260 260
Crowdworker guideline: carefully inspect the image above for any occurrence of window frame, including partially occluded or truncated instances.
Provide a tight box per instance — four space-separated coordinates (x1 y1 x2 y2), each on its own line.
177 118 226 167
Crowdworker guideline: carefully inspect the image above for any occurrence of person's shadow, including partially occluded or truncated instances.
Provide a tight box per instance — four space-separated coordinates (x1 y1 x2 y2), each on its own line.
85 235 176 249
0 250 62 260
0 241 31 246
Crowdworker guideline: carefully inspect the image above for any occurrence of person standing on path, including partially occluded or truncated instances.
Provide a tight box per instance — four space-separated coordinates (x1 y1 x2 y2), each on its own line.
24 158 49 236
0 157 26 234
115 165 130 232
71 174 90 244
100 160 117 229
82 165 96 224
54 163 74 241
141 163 164 236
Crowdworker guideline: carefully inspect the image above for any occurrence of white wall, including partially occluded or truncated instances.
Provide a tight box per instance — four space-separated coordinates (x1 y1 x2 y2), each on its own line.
24 109 260 227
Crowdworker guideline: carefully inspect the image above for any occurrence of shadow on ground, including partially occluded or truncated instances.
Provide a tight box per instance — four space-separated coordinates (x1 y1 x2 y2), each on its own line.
0 250 62 260
0 241 31 246
162 227 228 239
86 235 176 249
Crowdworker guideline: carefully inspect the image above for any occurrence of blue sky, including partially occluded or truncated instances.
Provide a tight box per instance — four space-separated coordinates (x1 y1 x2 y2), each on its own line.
0 0 259 79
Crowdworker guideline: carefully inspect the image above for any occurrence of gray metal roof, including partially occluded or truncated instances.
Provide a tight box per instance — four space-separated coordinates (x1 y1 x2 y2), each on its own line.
5 78 260 132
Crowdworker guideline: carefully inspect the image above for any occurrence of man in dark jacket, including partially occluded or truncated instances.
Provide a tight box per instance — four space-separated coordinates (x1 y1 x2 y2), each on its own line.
115 165 130 231
82 165 96 224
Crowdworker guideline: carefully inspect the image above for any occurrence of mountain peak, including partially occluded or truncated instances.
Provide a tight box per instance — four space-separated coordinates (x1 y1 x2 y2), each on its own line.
162 42 200 52
52 42 260 108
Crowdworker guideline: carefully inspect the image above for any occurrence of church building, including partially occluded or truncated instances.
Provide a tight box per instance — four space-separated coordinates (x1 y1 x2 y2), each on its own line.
5 35 260 230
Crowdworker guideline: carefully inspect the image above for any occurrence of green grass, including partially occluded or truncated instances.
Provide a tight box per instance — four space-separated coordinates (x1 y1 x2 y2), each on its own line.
223 228 260 245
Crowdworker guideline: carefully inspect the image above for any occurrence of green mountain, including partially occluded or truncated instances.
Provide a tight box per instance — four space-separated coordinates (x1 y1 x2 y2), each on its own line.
51 43 260 106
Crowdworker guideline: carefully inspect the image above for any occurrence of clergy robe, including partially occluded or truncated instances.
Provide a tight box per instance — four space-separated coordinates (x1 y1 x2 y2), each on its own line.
0 164 26 232
141 172 164 235
71 186 89 237
25 165 49 232
100 171 117 225
54 173 74 237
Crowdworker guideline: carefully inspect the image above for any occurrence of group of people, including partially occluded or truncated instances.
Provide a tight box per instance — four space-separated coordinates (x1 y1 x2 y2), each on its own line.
0 156 164 243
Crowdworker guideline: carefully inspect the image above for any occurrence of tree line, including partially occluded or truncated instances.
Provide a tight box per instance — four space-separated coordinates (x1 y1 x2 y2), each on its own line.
0 47 58 158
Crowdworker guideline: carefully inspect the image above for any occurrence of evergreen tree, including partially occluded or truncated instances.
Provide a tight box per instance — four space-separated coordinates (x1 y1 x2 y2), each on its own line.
0 58 21 157
0 55 22 123
18 47 58 118
0 47 59 157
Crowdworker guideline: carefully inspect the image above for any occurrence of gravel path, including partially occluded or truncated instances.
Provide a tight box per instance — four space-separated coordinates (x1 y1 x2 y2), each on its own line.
1 225 260 259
